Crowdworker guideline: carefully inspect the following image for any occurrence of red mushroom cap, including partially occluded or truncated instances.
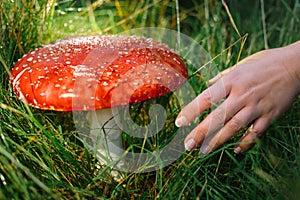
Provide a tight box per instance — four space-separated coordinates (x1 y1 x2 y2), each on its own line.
10 35 188 111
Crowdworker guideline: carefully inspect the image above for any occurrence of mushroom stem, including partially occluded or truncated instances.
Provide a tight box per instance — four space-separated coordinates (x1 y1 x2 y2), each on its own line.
87 108 124 172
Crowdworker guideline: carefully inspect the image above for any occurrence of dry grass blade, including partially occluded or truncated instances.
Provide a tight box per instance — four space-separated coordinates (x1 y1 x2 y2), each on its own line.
222 0 241 37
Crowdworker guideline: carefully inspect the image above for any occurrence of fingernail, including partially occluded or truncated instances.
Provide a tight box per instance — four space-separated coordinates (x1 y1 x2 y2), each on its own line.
175 115 187 127
199 145 211 157
184 139 196 151
234 146 241 154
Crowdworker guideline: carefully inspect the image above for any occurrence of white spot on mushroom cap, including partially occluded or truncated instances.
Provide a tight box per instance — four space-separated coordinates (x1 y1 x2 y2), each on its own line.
87 78 95 82
102 81 108 86
59 93 78 98
27 57 33 62
105 72 112 76
74 72 96 77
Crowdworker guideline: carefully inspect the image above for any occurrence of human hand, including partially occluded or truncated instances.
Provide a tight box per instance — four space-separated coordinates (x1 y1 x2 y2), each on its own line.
175 42 300 156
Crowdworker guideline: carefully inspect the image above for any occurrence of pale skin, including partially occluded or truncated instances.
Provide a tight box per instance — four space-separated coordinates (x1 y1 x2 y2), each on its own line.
175 41 300 156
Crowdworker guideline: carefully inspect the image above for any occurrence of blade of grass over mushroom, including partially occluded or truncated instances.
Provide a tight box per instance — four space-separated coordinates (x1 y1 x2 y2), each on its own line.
0 55 36 119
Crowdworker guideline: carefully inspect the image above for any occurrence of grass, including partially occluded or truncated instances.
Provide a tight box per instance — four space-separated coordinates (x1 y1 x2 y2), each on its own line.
1 0 300 199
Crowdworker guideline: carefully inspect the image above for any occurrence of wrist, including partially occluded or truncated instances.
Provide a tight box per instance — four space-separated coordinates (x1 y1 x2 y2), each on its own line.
288 41 300 79
279 41 300 94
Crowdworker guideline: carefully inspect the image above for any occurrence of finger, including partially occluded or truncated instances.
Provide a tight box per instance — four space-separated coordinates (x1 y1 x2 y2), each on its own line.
175 79 230 127
207 66 235 86
234 117 270 154
184 97 243 151
200 107 258 155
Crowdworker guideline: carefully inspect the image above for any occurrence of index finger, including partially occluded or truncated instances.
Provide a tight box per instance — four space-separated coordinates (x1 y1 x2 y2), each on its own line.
175 78 230 127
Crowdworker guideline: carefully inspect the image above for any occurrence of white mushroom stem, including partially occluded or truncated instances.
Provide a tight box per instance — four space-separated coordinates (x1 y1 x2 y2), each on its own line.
87 108 124 170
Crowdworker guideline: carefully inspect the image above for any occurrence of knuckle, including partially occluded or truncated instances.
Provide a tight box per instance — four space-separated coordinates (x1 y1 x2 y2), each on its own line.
200 89 213 105
211 108 226 124
250 126 262 137
227 117 243 131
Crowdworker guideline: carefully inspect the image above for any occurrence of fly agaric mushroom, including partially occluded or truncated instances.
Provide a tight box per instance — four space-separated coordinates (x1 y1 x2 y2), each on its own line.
10 35 188 175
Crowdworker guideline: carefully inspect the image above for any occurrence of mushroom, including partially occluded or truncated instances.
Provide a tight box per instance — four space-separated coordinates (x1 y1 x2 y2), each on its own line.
10 35 188 177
